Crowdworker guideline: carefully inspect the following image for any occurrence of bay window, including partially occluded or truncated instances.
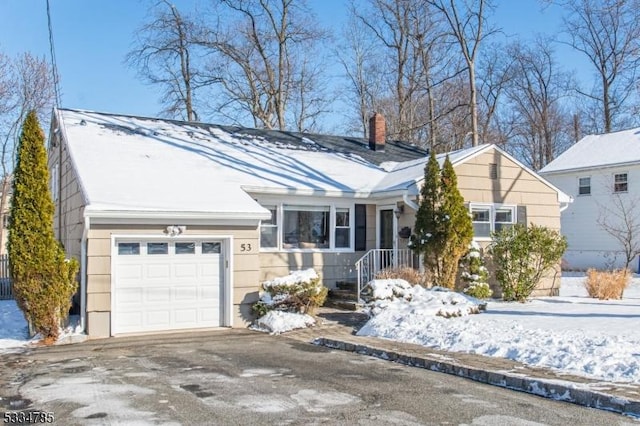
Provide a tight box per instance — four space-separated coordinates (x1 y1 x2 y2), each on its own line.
258 203 354 250
283 205 330 249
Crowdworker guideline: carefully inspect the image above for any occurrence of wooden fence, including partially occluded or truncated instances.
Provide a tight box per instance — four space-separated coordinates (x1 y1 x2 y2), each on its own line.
0 254 12 300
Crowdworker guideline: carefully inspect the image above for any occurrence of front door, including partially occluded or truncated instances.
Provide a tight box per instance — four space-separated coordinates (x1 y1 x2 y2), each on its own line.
379 209 395 270
380 209 394 249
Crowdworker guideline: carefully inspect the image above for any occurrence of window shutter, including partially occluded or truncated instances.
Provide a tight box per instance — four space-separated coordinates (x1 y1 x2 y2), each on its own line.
517 205 527 226
355 204 367 251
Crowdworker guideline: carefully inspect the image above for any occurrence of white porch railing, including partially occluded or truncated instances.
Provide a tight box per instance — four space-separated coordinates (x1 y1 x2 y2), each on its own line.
355 248 415 303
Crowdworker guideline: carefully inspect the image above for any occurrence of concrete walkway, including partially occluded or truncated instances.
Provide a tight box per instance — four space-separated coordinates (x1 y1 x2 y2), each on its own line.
284 308 640 418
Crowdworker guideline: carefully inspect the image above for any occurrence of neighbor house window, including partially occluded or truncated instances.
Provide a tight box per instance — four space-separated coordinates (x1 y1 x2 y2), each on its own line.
335 208 351 248
470 204 516 239
614 173 628 193
283 205 330 249
260 206 278 249
578 177 591 195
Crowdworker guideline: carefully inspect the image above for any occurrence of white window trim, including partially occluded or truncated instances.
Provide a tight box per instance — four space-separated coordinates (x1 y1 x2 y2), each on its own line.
577 176 591 196
614 172 629 194
469 203 517 241
259 206 279 252
257 201 355 253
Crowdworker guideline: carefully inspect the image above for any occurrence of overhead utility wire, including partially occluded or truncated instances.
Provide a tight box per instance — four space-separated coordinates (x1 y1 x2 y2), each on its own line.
46 0 61 108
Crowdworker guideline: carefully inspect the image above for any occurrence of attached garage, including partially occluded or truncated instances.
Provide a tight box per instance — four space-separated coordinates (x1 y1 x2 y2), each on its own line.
111 237 229 335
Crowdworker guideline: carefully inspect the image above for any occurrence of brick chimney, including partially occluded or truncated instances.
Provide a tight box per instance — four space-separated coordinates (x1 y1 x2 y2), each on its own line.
369 112 386 151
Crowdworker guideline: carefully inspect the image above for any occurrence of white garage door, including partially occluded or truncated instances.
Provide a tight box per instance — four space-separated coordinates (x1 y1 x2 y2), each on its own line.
113 239 225 335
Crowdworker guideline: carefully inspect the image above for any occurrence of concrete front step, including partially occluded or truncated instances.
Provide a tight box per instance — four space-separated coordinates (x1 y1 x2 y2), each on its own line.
335 281 357 291
323 298 360 311
328 289 358 301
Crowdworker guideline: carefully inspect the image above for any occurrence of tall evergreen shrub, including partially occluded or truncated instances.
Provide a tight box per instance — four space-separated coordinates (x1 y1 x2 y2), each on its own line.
409 152 472 288
7 111 78 341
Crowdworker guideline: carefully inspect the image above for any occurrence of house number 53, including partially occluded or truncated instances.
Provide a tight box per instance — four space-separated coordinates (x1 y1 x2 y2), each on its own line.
240 243 252 252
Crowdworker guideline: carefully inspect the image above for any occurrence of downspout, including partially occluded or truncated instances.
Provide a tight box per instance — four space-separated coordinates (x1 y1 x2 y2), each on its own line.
559 202 570 213
403 192 419 211
79 215 89 333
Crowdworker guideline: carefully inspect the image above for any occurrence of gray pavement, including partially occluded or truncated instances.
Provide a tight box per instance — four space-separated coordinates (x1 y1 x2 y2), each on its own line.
290 308 640 419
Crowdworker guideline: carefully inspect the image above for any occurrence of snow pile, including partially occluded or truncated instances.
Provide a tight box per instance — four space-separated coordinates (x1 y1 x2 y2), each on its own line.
0 300 84 354
0 299 31 352
358 275 640 383
364 279 483 318
250 311 316 335
252 269 325 334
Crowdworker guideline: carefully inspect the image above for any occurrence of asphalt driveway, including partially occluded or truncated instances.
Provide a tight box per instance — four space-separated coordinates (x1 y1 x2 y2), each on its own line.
0 330 633 425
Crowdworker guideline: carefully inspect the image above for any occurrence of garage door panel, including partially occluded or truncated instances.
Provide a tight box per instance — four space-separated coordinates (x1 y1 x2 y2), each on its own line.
146 287 171 302
146 310 171 327
113 239 225 335
147 264 171 279
175 286 198 301
118 288 143 304
174 263 198 278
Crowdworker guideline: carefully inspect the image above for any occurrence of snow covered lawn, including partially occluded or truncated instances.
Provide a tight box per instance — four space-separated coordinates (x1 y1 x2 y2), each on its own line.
3 273 640 385
358 273 640 384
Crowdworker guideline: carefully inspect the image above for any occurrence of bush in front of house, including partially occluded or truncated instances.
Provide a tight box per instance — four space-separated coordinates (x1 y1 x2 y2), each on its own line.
459 241 492 299
584 268 630 300
490 224 567 302
252 269 328 316
8 111 79 342
409 152 473 289
375 267 426 286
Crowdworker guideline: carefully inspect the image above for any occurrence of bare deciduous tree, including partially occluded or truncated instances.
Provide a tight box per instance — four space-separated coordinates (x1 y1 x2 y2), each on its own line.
597 193 640 269
556 0 640 133
198 0 328 131
504 38 574 170
427 0 497 147
127 0 208 121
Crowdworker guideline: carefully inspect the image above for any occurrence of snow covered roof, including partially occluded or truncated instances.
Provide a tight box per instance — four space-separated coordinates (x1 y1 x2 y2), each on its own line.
57 109 430 219
373 144 489 195
540 126 640 174
55 108 568 218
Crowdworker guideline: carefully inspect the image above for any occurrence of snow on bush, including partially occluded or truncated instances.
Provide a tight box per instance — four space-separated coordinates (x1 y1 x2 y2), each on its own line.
364 279 483 318
251 269 327 334
253 268 328 316
250 311 316 335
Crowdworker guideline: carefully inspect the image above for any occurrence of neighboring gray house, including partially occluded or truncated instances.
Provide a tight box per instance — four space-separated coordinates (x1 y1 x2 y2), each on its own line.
540 127 640 272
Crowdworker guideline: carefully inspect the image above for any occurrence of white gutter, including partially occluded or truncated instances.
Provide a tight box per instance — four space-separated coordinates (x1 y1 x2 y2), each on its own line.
79 215 89 333
84 209 271 221
403 191 419 211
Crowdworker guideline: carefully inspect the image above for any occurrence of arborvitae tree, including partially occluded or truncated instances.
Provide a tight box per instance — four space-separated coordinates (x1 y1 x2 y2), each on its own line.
409 151 446 283
439 156 473 288
410 153 473 288
7 111 78 342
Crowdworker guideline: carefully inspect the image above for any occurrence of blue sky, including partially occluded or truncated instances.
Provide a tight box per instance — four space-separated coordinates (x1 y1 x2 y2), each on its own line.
0 0 584 128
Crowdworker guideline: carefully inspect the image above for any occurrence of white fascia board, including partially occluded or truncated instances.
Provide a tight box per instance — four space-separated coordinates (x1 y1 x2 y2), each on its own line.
539 159 640 176
241 185 373 199
85 209 268 226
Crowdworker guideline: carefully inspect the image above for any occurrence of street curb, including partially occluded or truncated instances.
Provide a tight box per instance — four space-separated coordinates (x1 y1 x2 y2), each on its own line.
312 337 640 418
